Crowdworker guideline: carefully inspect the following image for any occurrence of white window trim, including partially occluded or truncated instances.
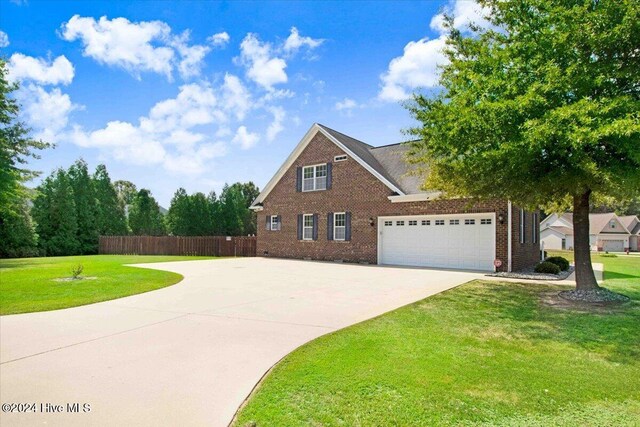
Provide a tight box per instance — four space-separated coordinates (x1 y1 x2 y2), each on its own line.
333 212 346 241
334 155 348 162
520 209 525 244
302 214 314 240
270 215 280 231
302 163 328 192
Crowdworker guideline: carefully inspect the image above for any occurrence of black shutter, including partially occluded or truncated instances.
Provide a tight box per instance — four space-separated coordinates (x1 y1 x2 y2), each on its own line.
345 212 352 241
277 215 281 231
265 215 271 231
312 214 318 241
296 167 302 192
327 212 334 241
326 162 332 189
297 214 303 240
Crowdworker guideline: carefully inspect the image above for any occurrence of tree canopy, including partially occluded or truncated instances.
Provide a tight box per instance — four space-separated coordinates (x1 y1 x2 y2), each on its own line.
406 0 639 292
0 59 49 257
128 189 166 236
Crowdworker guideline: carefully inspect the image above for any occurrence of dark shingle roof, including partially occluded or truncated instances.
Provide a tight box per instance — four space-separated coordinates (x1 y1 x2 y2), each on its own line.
317 124 425 194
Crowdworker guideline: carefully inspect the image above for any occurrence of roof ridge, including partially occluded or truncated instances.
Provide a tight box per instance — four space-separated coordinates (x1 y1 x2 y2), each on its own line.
316 123 373 147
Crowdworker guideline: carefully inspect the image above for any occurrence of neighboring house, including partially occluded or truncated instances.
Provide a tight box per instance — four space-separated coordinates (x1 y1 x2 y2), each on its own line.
619 215 640 252
540 212 639 252
250 123 540 272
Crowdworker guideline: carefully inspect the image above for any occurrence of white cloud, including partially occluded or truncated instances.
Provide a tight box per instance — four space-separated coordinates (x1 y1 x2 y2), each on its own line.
0 30 9 48
170 30 211 79
221 73 252 120
378 36 447 102
61 15 215 80
72 81 234 169
232 125 259 150
61 15 175 79
16 84 79 142
335 98 358 111
7 53 75 85
378 0 493 102
266 106 285 142
283 27 323 54
163 141 227 175
208 31 230 47
237 33 287 90
430 0 492 34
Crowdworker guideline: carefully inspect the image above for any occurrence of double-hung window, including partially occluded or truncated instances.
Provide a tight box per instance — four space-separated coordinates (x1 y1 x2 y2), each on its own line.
270 215 280 231
303 164 327 191
334 212 346 241
303 214 314 240
520 209 526 243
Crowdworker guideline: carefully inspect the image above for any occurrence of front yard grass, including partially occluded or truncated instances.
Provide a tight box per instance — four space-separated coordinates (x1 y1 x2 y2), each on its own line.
0 255 213 315
235 254 640 426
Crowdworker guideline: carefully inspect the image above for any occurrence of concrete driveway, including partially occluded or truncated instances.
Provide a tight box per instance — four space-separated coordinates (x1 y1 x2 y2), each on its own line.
0 258 481 427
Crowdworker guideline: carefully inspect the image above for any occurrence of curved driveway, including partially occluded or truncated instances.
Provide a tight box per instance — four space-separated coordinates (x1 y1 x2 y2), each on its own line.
0 258 481 426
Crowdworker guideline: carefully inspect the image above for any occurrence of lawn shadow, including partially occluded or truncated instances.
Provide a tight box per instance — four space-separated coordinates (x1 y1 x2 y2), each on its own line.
472 281 640 365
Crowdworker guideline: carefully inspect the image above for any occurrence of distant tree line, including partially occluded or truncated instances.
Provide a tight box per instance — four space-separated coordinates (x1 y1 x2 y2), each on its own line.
1 158 259 258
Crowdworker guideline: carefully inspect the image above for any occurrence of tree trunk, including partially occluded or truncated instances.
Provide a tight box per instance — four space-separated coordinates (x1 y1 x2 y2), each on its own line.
572 190 599 290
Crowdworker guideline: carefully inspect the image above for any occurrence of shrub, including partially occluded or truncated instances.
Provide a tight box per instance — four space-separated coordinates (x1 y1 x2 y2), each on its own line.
601 253 618 258
71 264 84 279
534 261 561 275
544 256 570 271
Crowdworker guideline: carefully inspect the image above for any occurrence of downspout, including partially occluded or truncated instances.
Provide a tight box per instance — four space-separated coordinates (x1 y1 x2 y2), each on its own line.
507 201 513 272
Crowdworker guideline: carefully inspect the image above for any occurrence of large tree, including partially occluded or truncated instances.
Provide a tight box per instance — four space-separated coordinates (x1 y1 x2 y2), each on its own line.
0 59 50 257
406 0 639 298
93 164 128 236
166 188 191 236
128 189 166 236
68 159 99 253
32 170 79 256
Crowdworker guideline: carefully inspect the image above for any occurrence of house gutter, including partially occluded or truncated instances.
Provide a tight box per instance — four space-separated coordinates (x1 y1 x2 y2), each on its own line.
507 200 512 272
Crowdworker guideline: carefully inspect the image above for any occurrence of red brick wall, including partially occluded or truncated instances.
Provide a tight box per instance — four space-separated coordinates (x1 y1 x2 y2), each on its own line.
257 131 539 271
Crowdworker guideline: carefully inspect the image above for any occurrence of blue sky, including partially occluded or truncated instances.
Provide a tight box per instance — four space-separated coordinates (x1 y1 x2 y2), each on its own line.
1 0 489 206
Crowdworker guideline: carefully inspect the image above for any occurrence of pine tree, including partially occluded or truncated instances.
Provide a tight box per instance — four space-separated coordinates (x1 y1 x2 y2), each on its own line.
129 189 166 236
68 159 99 254
0 199 39 258
93 164 127 235
33 169 79 255
219 184 245 236
188 192 213 235
207 191 222 235
166 188 190 235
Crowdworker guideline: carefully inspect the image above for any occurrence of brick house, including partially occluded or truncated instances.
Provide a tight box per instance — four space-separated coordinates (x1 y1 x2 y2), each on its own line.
250 124 540 272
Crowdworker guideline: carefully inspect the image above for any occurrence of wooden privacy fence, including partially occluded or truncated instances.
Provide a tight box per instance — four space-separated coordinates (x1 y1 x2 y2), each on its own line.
99 236 257 257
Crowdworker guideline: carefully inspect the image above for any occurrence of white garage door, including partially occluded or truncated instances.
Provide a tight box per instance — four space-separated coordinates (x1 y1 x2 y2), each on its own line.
603 240 624 252
378 214 496 271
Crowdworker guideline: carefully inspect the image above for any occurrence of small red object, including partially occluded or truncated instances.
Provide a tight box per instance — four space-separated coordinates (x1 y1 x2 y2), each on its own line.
494 259 503 268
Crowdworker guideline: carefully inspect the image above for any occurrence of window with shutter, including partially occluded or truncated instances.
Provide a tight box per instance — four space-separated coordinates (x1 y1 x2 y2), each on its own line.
303 214 314 240
334 212 346 240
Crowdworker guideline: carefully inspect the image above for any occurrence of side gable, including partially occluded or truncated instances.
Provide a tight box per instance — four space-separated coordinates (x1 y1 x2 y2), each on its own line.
251 124 405 208
593 214 630 234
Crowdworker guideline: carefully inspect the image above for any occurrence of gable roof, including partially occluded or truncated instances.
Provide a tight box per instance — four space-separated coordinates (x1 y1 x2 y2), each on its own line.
549 212 632 235
316 124 408 193
549 225 573 236
619 215 640 235
251 123 410 207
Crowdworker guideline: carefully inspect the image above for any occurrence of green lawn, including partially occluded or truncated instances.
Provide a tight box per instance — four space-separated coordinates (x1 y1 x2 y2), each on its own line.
0 255 213 315
235 255 640 426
